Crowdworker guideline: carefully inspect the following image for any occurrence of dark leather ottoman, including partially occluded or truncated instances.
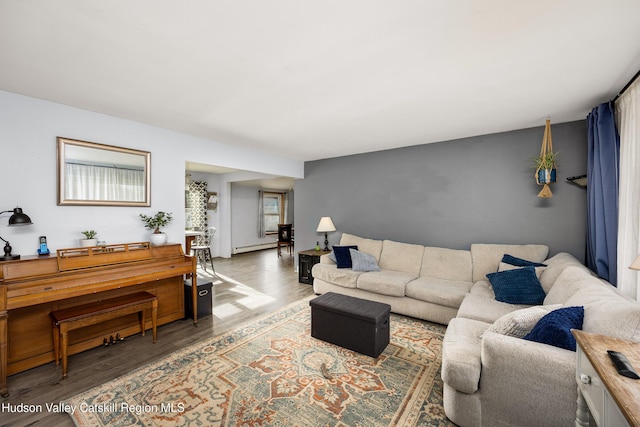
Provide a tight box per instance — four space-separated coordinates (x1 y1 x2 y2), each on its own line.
309 292 391 358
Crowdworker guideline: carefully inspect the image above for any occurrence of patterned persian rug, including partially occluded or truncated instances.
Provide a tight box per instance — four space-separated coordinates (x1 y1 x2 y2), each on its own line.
65 297 453 426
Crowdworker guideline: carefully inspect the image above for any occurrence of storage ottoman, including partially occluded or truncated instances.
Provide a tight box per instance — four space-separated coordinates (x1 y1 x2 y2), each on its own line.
184 279 213 319
310 292 391 358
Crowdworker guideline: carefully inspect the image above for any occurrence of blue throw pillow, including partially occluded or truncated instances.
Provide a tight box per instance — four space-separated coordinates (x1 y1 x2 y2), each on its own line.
523 306 584 351
486 266 546 305
332 245 358 268
349 248 380 272
502 254 547 268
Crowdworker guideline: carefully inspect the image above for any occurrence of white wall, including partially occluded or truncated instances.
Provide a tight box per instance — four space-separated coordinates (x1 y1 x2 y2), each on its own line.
0 90 303 257
230 184 278 251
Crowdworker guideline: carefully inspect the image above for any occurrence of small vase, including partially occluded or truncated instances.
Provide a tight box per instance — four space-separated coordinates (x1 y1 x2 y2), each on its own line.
150 233 167 246
537 168 556 184
79 239 97 247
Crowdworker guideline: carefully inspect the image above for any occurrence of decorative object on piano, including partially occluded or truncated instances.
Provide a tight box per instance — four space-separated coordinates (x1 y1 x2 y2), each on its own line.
79 230 98 247
0 207 33 260
38 235 50 255
139 211 173 246
533 118 559 198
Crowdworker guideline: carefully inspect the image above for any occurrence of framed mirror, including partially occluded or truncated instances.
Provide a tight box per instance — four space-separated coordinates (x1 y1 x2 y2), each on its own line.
57 137 151 206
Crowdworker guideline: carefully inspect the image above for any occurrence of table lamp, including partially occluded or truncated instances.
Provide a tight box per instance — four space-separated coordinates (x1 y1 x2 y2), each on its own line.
630 255 640 271
0 207 33 260
316 217 336 251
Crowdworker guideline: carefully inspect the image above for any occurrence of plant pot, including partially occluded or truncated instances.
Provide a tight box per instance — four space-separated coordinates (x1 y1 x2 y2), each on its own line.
79 239 97 248
150 233 167 246
537 168 556 184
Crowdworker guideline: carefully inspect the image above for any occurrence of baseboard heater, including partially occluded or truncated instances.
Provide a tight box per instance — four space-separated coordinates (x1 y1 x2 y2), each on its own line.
233 242 277 254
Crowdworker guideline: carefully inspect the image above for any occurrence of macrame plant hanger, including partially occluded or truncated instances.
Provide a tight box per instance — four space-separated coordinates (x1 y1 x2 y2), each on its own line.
535 119 556 198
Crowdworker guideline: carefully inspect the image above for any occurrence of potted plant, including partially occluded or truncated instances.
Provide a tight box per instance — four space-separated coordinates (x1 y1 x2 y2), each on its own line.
80 230 98 247
533 151 559 185
139 211 173 246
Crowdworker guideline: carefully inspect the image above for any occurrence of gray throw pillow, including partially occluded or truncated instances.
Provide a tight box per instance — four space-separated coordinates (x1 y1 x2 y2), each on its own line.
349 248 381 272
485 304 562 338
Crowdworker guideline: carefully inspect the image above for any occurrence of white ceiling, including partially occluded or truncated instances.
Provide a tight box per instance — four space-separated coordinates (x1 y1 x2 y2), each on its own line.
2 1 640 162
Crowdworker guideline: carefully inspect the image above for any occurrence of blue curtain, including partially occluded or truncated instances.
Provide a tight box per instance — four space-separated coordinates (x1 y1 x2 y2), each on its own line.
586 102 620 285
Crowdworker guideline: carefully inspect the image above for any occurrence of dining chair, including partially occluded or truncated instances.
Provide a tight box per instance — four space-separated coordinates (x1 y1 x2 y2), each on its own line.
191 226 217 274
277 224 293 257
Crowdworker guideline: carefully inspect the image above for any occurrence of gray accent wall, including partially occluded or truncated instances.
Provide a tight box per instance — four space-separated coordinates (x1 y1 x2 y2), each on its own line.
295 120 588 261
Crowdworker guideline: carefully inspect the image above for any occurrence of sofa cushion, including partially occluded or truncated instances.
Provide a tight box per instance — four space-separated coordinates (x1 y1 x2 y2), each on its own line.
332 245 358 268
544 266 608 305
563 279 640 342
405 278 473 309
486 267 546 305
349 248 380 272
356 270 416 297
485 304 562 338
420 247 472 282
469 280 495 299
539 252 592 293
378 240 425 275
523 306 584 351
340 233 383 263
457 294 528 324
311 264 362 289
442 317 491 394
471 244 549 283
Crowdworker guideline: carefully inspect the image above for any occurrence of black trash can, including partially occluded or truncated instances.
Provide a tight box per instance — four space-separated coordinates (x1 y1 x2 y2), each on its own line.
184 279 213 319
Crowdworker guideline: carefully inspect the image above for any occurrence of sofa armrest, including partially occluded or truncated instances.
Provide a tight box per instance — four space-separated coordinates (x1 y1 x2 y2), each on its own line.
479 331 577 426
319 253 335 264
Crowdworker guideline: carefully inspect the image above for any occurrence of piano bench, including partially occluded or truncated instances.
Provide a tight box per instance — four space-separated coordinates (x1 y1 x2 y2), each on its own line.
50 291 158 378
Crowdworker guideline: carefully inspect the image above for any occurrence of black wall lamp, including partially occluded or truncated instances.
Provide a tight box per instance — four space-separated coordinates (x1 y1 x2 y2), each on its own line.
0 207 33 261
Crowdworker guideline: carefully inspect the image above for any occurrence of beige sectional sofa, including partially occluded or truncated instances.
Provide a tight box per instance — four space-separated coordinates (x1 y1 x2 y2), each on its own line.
312 233 550 325
312 233 640 426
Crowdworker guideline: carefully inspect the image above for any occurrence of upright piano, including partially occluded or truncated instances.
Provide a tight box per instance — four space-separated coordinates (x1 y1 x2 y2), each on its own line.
0 242 197 397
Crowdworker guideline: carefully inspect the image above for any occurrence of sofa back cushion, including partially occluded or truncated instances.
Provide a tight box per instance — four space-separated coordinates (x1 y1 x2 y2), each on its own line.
420 246 472 282
340 233 383 263
379 240 424 275
544 266 606 305
561 272 640 342
539 252 592 293
470 244 549 283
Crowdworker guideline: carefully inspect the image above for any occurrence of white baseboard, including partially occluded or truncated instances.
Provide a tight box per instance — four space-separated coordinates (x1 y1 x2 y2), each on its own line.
233 242 278 254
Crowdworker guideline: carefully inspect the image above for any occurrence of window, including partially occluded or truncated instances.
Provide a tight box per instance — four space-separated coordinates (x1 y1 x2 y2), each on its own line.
263 192 284 233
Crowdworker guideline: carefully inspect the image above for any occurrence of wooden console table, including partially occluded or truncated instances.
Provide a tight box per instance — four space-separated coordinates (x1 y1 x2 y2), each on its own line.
0 242 197 397
573 330 640 426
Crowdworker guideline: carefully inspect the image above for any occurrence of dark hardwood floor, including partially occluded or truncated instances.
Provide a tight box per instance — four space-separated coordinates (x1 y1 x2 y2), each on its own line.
1 249 313 427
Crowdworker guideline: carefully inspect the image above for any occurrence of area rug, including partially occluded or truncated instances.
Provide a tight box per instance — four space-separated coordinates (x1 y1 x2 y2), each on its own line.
64 297 453 426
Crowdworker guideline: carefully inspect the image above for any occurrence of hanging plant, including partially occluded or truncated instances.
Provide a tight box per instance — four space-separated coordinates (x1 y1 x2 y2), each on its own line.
534 119 558 198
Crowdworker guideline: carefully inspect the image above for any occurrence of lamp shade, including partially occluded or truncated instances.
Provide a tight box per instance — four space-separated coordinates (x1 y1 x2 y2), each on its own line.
630 255 640 271
8 208 33 226
316 217 336 233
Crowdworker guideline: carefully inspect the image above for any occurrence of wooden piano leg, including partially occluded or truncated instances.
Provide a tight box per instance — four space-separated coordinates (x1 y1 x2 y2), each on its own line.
192 275 198 326
1 309 8 397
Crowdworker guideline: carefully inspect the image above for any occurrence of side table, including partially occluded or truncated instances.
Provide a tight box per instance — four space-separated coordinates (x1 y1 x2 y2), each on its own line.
573 330 640 427
298 249 331 284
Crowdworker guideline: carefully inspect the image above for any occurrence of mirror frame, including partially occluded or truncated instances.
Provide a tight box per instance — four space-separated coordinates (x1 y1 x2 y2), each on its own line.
57 137 151 206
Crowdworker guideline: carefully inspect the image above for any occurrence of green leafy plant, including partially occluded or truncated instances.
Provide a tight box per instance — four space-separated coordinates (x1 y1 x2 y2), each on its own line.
139 211 173 234
532 151 559 170
81 230 97 239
